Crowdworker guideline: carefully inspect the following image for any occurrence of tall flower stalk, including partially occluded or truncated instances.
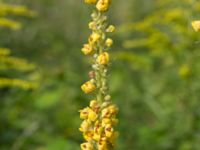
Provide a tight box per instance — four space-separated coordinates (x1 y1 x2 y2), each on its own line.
79 0 119 150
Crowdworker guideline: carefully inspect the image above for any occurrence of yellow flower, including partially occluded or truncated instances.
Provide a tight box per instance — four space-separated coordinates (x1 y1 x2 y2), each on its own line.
106 25 115 32
88 22 96 30
93 133 101 141
97 141 108 150
81 44 94 55
81 80 96 94
97 52 110 65
84 0 97 4
79 120 91 132
94 121 104 134
83 131 94 142
108 104 118 114
80 142 94 150
89 100 99 109
102 118 111 126
104 124 114 138
88 109 98 121
80 107 90 119
105 38 113 47
191 20 200 32
101 107 111 118
89 32 101 44
96 0 111 12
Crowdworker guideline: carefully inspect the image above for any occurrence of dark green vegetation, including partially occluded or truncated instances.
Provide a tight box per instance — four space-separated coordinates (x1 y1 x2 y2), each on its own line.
0 0 200 149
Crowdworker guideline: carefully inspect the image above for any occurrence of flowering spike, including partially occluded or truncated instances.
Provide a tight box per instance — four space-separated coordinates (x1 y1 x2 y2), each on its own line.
80 0 118 149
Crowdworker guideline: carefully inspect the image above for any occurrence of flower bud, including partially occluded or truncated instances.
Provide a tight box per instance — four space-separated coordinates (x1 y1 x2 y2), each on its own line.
105 38 113 47
96 0 111 12
106 25 115 32
88 71 95 79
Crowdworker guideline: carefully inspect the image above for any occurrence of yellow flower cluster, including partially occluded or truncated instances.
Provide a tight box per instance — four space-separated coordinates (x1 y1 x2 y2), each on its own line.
84 0 112 12
0 3 36 17
0 17 21 30
80 0 118 149
0 78 38 90
79 100 119 150
0 48 10 56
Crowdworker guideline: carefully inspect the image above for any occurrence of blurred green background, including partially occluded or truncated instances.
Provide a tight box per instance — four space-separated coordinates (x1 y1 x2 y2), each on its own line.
1 0 200 150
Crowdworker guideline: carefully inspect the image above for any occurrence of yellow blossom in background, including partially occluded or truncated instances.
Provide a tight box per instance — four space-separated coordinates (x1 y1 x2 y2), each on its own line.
0 3 39 90
191 20 200 32
0 17 21 30
97 52 110 65
179 65 191 78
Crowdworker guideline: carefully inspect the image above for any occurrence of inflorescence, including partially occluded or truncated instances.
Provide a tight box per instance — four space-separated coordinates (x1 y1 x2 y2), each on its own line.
79 0 119 150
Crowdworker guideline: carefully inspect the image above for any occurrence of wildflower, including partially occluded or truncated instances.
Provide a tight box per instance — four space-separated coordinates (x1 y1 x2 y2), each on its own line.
93 132 101 141
80 142 94 150
97 52 110 65
102 118 111 126
191 20 200 32
81 44 94 55
96 0 112 12
88 109 98 121
84 0 97 4
108 104 118 114
80 107 91 119
105 38 113 47
101 107 111 118
79 120 91 132
80 0 118 148
106 25 115 33
81 80 96 93
88 22 96 30
89 100 99 109
89 32 101 44
105 124 114 138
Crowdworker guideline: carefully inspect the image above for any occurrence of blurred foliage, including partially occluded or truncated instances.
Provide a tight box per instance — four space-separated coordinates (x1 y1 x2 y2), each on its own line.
0 0 200 150
0 2 38 90
115 0 200 149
